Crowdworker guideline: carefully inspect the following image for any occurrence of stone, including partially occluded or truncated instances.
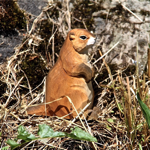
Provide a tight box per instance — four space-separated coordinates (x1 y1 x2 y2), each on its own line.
93 0 150 74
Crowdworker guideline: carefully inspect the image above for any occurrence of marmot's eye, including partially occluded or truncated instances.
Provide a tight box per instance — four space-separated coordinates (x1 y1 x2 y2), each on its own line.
80 35 87 40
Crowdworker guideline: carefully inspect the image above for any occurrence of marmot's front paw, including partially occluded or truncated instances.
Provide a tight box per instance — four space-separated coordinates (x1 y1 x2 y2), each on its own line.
86 63 95 80
85 71 93 83
92 66 95 78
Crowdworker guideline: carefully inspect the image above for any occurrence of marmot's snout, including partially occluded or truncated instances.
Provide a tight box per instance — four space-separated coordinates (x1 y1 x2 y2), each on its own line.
87 36 96 46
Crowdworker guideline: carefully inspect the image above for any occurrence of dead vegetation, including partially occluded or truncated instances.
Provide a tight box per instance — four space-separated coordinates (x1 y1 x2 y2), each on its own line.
0 0 150 149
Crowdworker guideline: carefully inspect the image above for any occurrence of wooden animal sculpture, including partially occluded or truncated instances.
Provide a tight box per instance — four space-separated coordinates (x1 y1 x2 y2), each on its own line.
27 28 96 119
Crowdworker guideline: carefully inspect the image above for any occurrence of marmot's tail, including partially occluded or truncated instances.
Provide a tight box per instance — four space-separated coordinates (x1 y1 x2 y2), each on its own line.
26 104 51 116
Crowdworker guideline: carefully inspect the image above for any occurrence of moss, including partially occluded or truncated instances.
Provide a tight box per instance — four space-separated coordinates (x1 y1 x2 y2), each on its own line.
19 54 47 90
46 2 61 18
0 0 26 36
72 0 101 30
36 19 64 58
0 80 7 98
38 20 53 42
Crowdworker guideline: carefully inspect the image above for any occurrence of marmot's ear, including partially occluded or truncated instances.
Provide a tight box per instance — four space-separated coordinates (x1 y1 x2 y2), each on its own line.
69 32 75 40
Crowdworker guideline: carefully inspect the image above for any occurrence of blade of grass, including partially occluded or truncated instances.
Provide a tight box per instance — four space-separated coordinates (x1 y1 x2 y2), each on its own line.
137 93 150 129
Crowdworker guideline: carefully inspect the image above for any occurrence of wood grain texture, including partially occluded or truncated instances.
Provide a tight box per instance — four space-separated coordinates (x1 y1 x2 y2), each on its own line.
27 29 95 119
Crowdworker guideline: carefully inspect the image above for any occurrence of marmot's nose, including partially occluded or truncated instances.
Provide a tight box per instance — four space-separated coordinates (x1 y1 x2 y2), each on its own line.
87 37 96 46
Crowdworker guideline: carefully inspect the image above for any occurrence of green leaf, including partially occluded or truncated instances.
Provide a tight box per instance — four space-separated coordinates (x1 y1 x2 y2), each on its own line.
6 139 20 150
17 125 37 141
67 127 97 142
1 146 9 150
107 118 114 123
137 93 150 129
137 123 143 131
38 124 65 138
118 103 123 112
138 143 142 150
106 125 112 131
5 124 98 150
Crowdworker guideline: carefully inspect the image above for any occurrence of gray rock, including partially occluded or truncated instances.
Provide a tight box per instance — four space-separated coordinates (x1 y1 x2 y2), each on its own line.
93 0 150 74
17 0 48 16
0 0 48 63
0 34 23 63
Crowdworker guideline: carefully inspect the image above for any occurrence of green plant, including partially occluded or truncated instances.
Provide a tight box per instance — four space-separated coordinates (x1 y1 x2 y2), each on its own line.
2 124 97 150
137 93 150 129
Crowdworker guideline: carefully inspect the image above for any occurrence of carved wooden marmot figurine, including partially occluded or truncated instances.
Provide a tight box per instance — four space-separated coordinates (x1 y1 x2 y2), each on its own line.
27 29 96 119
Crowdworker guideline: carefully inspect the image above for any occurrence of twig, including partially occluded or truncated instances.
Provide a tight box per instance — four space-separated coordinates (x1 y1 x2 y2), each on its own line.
65 96 97 150
0 104 22 121
67 102 91 127
4 77 24 107
22 77 46 99
92 41 120 65
130 87 137 99
21 69 33 100
120 3 143 23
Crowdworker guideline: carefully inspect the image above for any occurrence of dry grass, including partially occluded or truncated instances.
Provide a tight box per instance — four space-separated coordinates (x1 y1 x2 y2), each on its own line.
0 1 150 149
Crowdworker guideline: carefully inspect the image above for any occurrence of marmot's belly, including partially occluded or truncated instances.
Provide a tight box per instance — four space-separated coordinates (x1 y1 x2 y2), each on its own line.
48 76 94 103
69 79 94 103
